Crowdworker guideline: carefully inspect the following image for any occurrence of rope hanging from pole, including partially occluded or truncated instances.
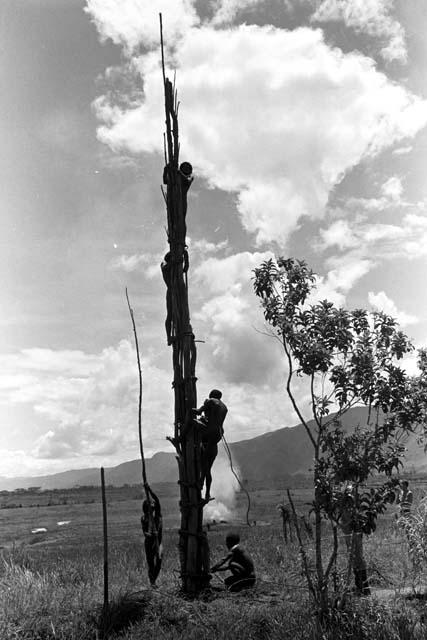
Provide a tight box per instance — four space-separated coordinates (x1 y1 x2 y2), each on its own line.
126 288 163 587
221 434 252 527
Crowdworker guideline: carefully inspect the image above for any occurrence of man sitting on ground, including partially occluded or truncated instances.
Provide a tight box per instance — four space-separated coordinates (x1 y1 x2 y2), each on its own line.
211 531 256 592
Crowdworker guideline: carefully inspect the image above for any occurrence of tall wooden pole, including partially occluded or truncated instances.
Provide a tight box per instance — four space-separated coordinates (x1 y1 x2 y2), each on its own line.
101 467 109 611
160 14 210 595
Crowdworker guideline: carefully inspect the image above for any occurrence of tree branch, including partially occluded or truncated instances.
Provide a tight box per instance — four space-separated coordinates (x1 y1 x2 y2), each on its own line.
252 324 283 345
283 338 316 449
311 373 322 432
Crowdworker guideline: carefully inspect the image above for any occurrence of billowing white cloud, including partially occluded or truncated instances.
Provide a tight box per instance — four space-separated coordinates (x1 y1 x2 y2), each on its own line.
0 449 52 478
312 0 407 62
87 1 427 246
392 145 412 156
337 175 407 215
193 250 287 384
368 290 418 326
381 175 403 201
110 253 147 272
33 431 75 459
210 0 265 25
197 292 249 333
0 331 305 473
192 248 362 403
85 0 199 51
306 254 373 308
0 248 303 474
194 250 271 294
188 237 229 254
311 276 346 307
317 176 427 286
318 219 358 251
0 348 100 376
316 199 427 314
400 351 423 377
0 341 173 463
319 210 427 260
109 249 169 277
324 255 373 293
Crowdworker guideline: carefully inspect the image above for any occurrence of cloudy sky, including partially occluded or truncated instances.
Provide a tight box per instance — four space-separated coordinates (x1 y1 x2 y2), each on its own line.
1 0 427 477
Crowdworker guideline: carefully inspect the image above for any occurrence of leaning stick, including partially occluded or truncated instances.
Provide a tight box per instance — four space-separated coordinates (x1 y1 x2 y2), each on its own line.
125 288 148 489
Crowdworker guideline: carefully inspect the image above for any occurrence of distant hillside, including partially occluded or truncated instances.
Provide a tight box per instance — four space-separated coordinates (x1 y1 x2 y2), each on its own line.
232 405 370 484
0 452 177 491
231 406 427 483
1 406 425 491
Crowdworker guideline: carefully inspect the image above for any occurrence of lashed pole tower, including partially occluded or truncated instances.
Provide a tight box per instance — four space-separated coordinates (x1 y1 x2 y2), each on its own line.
160 16 210 594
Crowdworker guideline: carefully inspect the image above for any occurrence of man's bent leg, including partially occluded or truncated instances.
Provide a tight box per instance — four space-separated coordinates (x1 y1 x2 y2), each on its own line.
203 444 217 501
145 537 157 585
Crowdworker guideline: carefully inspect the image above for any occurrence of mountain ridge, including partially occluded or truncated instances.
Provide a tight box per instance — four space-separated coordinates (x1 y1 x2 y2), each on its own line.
2 406 425 491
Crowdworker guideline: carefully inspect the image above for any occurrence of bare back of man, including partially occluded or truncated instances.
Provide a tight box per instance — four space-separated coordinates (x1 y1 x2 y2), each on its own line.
194 389 228 502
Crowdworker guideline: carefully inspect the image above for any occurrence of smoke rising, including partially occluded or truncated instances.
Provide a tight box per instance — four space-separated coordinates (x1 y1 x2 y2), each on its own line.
204 447 240 522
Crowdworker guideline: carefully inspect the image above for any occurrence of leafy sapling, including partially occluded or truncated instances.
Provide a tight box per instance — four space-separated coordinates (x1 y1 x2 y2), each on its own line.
253 257 421 615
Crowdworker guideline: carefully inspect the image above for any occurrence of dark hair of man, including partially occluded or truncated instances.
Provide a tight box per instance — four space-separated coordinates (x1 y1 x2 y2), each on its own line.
225 531 240 548
179 161 193 177
209 389 222 399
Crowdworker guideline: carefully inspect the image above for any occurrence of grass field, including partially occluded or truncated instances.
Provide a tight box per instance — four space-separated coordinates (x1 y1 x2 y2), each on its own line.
1 484 427 639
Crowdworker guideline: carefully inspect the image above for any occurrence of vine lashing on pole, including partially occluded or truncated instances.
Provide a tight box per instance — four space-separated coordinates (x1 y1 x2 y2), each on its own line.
159 14 210 594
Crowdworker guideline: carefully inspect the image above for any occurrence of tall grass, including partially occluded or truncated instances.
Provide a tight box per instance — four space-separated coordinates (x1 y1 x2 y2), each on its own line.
0 512 426 638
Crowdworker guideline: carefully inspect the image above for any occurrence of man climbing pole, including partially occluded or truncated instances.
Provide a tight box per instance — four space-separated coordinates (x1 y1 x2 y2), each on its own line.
193 389 228 502
163 161 193 230
161 249 189 345
161 161 192 346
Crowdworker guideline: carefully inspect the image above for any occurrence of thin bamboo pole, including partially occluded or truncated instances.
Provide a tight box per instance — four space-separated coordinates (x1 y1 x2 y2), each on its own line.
101 467 109 611
126 289 163 586
125 288 147 488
